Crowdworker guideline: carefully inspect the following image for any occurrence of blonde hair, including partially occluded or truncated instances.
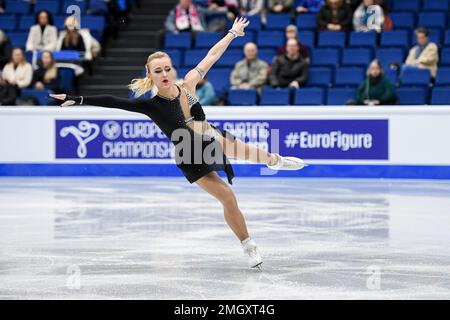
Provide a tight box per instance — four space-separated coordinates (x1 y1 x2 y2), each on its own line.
41 51 58 83
129 51 171 98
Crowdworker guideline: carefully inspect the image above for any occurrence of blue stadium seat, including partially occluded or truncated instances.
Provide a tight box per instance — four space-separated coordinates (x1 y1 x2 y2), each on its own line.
265 13 292 30
411 29 442 46
391 0 420 12
334 67 365 87
397 87 428 105
375 48 405 69
341 48 373 67
318 31 346 48
440 48 450 65
294 88 325 105
384 68 399 85
435 68 450 86
80 16 105 33
215 49 243 67
34 1 60 14
401 68 431 86
445 30 450 47
208 68 231 98
164 33 192 49
390 13 416 30
431 87 450 104
257 31 285 48
21 89 54 106
7 32 28 48
326 88 356 105
311 48 340 67
228 89 257 106
163 49 181 68
258 49 276 65
0 15 17 32
423 0 450 12
306 67 333 87
348 31 377 48
58 67 75 93
175 67 190 78
53 16 67 29
260 88 290 105
229 31 255 48
195 32 222 48
246 15 262 31
37 50 80 61
62 1 88 15
5 1 30 14
380 30 410 49
183 49 208 67
295 14 317 30
297 31 315 48
18 15 35 31
418 12 447 30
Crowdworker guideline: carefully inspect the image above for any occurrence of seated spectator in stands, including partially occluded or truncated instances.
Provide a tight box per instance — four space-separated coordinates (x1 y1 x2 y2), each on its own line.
355 59 397 106
165 0 208 33
234 0 264 16
25 10 58 52
205 1 238 33
403 27 439 78
276 25 310 64
268 0 294 14
317 0 352 31
0 74 17 105
353 0 384 33
268 38 309 88
231 42 268 91
0 30 12 69
196 75 216 105
295 0 324 14
2 48 33 91
57 16 101 62
31 51 62 93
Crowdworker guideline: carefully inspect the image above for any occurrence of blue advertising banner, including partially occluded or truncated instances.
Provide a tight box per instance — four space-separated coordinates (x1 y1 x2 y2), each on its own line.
55 119 389 160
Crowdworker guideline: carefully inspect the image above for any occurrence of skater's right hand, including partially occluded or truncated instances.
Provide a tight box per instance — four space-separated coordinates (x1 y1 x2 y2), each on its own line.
231 16 250 36
49 93 76 107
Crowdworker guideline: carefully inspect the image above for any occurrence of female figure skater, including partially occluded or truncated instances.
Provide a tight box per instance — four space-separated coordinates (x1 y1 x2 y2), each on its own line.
51 17 306 269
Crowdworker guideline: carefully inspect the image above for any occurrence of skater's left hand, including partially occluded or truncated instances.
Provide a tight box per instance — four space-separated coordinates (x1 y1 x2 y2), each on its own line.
231 16 250 36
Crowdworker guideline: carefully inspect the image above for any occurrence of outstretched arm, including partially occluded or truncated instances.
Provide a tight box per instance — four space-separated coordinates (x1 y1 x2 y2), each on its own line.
50 93 147 114
183 17 249 90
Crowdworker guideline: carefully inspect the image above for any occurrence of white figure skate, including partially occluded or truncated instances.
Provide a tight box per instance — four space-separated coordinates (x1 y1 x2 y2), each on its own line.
242 238 263 270
267 153 307 171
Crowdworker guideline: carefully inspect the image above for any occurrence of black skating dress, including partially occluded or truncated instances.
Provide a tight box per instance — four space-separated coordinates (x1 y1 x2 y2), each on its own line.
70 83 236 184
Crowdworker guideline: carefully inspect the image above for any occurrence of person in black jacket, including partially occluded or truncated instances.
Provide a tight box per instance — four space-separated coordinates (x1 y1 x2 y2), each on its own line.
31 51 62 93
317 0 352 31
269 38 309 88
0 30 11 69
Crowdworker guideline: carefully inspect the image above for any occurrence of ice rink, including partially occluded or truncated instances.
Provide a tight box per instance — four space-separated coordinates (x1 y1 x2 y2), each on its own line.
1 177 450 299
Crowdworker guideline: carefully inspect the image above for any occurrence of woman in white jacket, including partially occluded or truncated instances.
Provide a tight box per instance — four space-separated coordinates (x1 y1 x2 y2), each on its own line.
2 48 33 89
26 10 58 52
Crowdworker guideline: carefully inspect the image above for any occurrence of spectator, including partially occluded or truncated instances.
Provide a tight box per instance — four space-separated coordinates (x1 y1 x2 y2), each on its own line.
268 0 294 14
317 0 352 31
355 59 397 105
0 74 17 105
295 0 324 14
164 0 208 33
231 42 268 90
276 25 310 63
2 48 33 90
196 75 216 105
25 10 58 52
268 38 309 88
0 30 12 69
205 1 238 33
403 27 439 78
56 16 101 62
353 0 384 33
31 51 62 93
234 0 264 16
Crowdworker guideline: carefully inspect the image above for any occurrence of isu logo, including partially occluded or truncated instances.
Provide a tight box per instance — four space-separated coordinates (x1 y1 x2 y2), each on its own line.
59 121 100 158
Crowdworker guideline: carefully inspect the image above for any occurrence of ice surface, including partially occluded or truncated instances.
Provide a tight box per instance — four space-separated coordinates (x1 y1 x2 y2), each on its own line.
0 177 450 299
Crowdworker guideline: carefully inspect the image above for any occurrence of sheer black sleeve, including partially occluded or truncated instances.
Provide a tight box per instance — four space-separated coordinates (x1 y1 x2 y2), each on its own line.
67 94 151 115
